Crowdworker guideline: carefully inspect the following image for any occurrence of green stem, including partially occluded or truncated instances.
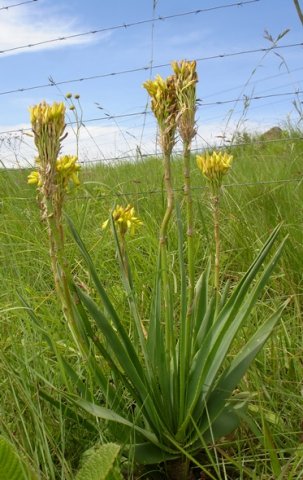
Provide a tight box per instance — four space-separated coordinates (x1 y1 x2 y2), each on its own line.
179 141 195 423
120 233 147 341
120 233 129 281
293 0 303 26
159 151 175 362
183 141 195 309
44 194 88 356
212 192 220 302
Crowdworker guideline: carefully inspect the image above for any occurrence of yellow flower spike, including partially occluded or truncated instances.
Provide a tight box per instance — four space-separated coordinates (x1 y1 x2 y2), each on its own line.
196 151 233 188
29 101 66 139
27 170 41 186
172 59 198 144
143 74 178 155
143 74 177 125
102 205 143 236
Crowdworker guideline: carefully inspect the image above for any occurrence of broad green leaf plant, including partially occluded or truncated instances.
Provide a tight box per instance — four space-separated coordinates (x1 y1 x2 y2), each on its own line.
0 436 37 480
26 64 286 479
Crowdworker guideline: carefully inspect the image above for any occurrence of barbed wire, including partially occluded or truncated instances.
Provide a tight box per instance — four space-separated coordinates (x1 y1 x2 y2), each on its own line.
0 0 260 55
65 177 303 199
139 0 158 152
76 137 303 166
201 89 303 106
202 66 303 100
0 87 302 138
0 135 302 172
0 40 302 98
0 177 302 203
0 0 37 12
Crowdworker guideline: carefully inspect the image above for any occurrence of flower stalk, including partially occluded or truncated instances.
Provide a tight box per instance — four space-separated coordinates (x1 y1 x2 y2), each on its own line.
172 60 198 422
102 204 147 339
28 101 84 353
196 151 233 298
143 74 177 359
172 60 197 309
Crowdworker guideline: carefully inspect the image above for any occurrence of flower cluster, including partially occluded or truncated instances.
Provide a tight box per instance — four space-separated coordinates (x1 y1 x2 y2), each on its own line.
196 151 233 189
102 205 143 236
27 170 41 186
29 101 67 180
171 60 197 86
172 60 198 143
29 101 66 140
56 155 80 188
28 155 80 190
143 75 177 154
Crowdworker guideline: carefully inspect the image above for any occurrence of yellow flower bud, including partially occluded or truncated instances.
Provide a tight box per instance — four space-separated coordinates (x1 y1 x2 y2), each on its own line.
56 155 80 189
143 74 177 154
102 205 143 236
172 60 198 143
196 151 233 188
29 101 66 140
27 170 41 186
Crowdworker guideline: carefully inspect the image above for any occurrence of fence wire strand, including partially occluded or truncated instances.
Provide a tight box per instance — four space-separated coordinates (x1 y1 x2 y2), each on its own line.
0 40 302 98
0 0 259 55
0 0 37 12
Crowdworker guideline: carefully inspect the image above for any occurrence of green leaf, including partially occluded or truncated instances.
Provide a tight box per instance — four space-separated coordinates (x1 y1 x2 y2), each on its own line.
179 228 285 435
39 390 97 433
76 288 149 404
261 418 282 478
202 400 247 443
200 238 286 399
146 260 170 419
0 436 37 480
72 398 160 446
110 215 147 355
133 442 179 465
198 305 285 435
192 260 211 344
76 443 122 480
67 216 145 377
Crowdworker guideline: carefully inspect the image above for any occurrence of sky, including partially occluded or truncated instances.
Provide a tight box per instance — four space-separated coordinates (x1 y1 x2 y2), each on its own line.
0 0 302 167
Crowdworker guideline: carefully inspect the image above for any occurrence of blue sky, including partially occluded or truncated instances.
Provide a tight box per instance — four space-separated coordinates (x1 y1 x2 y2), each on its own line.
0 0 302 166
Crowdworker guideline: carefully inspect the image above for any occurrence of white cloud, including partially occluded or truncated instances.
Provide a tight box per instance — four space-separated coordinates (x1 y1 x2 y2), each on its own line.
0 122 157 167
0 3 110 57
0 112 291 169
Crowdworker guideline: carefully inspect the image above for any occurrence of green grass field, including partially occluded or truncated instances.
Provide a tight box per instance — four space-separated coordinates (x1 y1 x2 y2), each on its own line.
0 131 303 479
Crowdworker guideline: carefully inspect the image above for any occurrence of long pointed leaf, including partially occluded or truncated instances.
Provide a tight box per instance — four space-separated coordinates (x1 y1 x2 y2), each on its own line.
110 215 147 356
179 231 285 435
76 288 148 400
198 305 285 435
67 216 146 377
72 397 176 452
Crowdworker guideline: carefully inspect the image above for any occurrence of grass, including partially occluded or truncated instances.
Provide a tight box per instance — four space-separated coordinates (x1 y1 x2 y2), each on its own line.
0 130 303 478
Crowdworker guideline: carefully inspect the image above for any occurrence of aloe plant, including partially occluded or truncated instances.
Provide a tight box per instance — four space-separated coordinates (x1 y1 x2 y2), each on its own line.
24 85 286 479
58 217 286 476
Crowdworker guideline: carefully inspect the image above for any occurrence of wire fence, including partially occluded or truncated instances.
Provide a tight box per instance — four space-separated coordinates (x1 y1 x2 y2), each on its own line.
1 173 302 204
0 88 303 138
0 0 38 12
0 135 302 172
0 0 259 55
0 41 302 98
0 0 302 176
